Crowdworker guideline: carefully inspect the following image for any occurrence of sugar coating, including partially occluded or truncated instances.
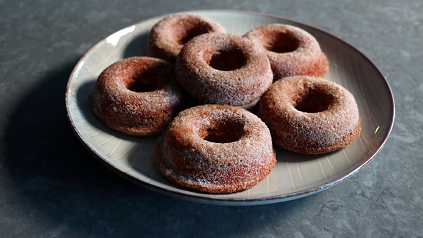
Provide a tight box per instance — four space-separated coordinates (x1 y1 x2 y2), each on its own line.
154 105 276 193
175 32 273 106
243 24 329 81
92 57 187 136
258 76 361 154
147 13 227 63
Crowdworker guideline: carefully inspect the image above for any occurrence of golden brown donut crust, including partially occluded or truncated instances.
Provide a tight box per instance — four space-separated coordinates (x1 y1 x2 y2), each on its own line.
258 76 361 154
175 32 273 106
155 105 276 193
92 57 186 136
147 13 227 63
243 24 329 81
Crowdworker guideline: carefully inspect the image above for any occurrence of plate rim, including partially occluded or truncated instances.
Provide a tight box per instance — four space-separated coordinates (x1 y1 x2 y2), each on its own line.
65 9 395 205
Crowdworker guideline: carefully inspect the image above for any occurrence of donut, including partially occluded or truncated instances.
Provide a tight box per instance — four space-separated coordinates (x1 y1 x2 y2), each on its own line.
243 24 329 81
147 13 227 63
257 76 361 154
92 57 186 136
175 32 273 106
155 104 276 193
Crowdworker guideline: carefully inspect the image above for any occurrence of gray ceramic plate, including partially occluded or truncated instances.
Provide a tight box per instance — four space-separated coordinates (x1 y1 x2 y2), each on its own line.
66 10 395 205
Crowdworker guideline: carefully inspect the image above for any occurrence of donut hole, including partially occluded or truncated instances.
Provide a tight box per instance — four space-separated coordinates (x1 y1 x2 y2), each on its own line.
173 22 213 45
208 48 247 71
126 66 168 93
128 79 158 92
264 32 300 53
201 120 245 143
294 88 334 113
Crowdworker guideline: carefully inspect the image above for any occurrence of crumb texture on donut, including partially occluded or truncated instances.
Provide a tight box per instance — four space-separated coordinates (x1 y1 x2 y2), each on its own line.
92 57 187 136
147 13 227 63
175 32 273 106
155 105 276 193
243 24 329 81
258 76 361 154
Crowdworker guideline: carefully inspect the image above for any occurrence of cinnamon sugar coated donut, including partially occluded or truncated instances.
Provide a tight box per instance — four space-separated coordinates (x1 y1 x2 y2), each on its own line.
258 76 361 154
155 105 276 193
175 32 273 106
92 57 186 136
243 24 329 81
147 13 227 63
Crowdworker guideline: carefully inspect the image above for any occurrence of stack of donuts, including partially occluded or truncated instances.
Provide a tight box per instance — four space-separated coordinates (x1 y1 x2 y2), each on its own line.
92 13 361 194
